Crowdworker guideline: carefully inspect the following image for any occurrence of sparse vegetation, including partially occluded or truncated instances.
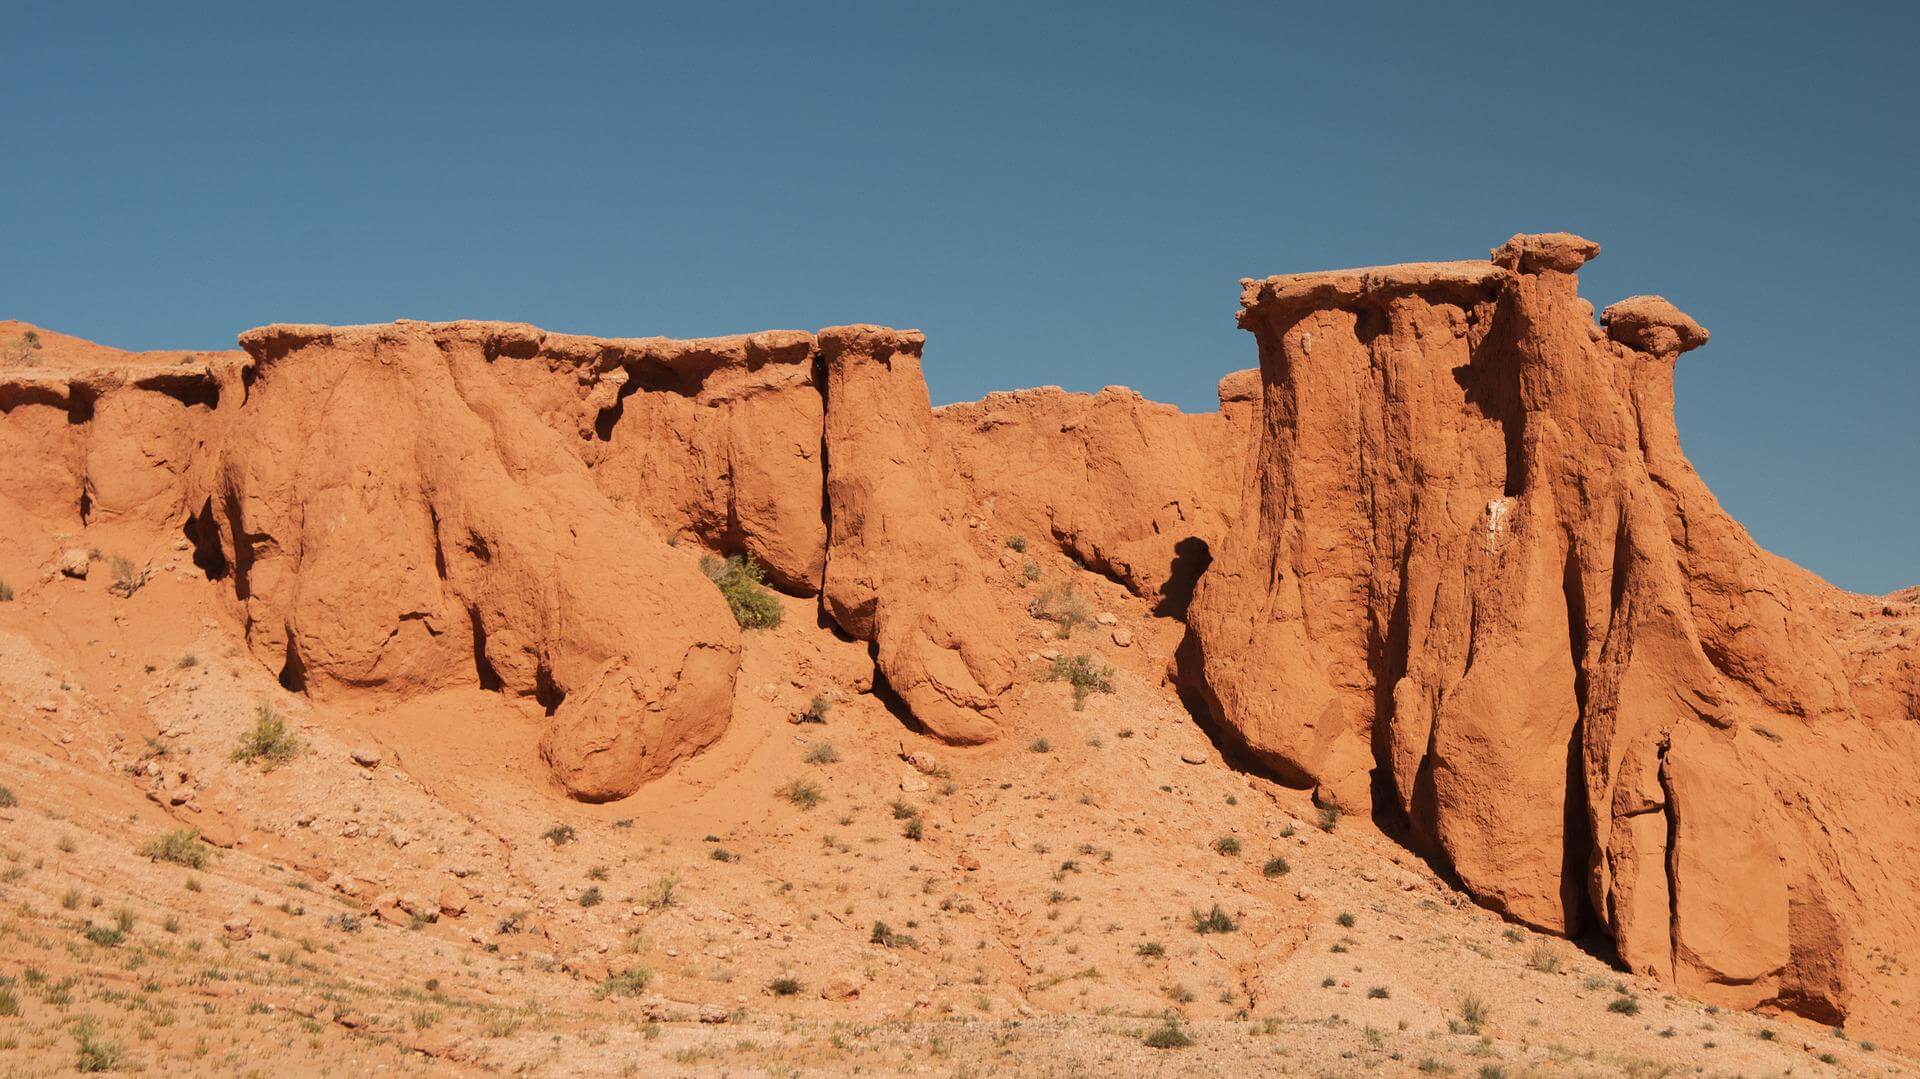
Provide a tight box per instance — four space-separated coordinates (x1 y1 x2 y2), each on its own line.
1143 1015 1194 1049
543 823 578 846
73 1018 123 1072
1316 802 1342 832
139 828 209 869
1457 994 1490 1031
176 653 198 669
595 968 654 998
1006 535 1028 552
803 741 840 765
1190 904 1237 934
903 817 924 841
1028 582 1095 638
1213 835 1240 856
870 921 918 949
777 778 823 809
230 705 301 769
1336 911 1356 928
1047 653 1114 709
0 580 13 603
1527 942 1560 973
0 785 14 808
1262 855 1291 877
797 695 831 723
1368 986 1391 999
578 886 603 908
701 553 783 629
767 976 803 997
1028 737 1051 753
1608 994 1641 1015
1135 941 1165 958
106 555 146 597
709 846 738 862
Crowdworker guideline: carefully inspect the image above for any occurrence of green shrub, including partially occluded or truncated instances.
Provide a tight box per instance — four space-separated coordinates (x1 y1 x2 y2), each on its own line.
73 1018 122 1072
1027 583 1094 638
1316 802 1342 832
1047 654 1114 710
1368 986 1391 999
1143 1015 1193 1049
803 741 840 765
230 706 300 769
1457 994 1490 1030
1028 737 1051 753
1336 911 1356 928
1608 994 1640 1015
594 968 653 998
778 778 823 809
0 785 14 808
1213 835 1241 856
767 976 802 997
0 580 13 602
1262 855 1290 878
903 817 924 841
701 554 782 629
577 886 603 908
140 828 209 869
543 823 578 845
798 695 831 723
83 923 126 948
1190 904 1237 934
1135 941 1165 958
870 921 918 949
709 847 738 862
1527 943 1560 973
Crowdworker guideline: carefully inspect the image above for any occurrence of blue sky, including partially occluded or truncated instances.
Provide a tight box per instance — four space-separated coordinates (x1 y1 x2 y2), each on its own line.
3 3 1914 591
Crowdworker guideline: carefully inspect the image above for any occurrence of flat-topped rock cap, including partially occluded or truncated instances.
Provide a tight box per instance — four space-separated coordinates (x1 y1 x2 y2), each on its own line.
815 324 926 356
1491 232 1600 274
1238 260 1509 325
237 319 820 369
1602 295 1710 355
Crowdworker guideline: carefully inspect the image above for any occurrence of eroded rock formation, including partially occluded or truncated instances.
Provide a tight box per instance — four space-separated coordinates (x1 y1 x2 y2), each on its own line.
1184 233 1920 1020
819 325 1019 744
217 321 742 802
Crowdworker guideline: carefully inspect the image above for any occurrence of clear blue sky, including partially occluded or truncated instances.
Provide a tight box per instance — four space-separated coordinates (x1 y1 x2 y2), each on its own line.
3 3 1914 592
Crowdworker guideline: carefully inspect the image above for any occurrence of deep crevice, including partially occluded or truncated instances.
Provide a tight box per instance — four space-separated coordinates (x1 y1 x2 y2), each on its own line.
182 499 229 580
534 665 565 716
468 607 504 692
277 630 307 693
1151 536 1212 618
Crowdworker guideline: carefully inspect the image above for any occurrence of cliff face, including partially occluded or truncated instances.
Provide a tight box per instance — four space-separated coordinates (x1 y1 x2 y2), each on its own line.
1184 234 1920 1020
5 233 1916 1032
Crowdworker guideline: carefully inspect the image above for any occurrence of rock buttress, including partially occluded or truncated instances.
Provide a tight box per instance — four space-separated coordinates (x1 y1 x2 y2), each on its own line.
819 325 1018 744
219 320 741 801
1185 234 1920 1023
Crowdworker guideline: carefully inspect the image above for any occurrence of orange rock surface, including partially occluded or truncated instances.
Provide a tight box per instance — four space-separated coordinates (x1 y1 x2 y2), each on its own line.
3 233 1916 1041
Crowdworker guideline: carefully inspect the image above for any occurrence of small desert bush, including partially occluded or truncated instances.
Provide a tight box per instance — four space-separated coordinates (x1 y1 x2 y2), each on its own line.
1027 583 1094 638
1262 855 1291 878
1190 904 1237 934
1368 986 1391 999
577 886 603 908
701 554 782 629
543 823 578 845
1336 911 1356 928
1527 942 1560 973
1028 737 1051 753
176 653 198 669
642 871 680 910
1006 535 1028 552
803 741 840 765
870 920 918 949
230 706 300 769
595 968 654 998
767 976 802 997
1316 802 1342 832
140 828 208 869
709 847 738 862
903 817 924 841
0 580 13 602
1047 654 1114 710
1213 835 1240 856
1143 1015 1193 1049
1457 994 1490 1030
73 1018 123 1073
1608 994 1640 1015
798 695 831 723
0 785 14 808
1135 941 1165 958
778 778 823 809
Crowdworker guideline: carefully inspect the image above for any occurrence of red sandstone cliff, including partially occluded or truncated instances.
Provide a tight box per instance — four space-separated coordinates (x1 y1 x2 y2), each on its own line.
4 234 1916 1034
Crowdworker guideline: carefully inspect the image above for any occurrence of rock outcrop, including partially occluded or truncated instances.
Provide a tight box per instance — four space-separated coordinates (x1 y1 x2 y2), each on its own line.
934 371 1256 607
819 326 1018 744
1184 233 1920 1022
216 321 742 801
